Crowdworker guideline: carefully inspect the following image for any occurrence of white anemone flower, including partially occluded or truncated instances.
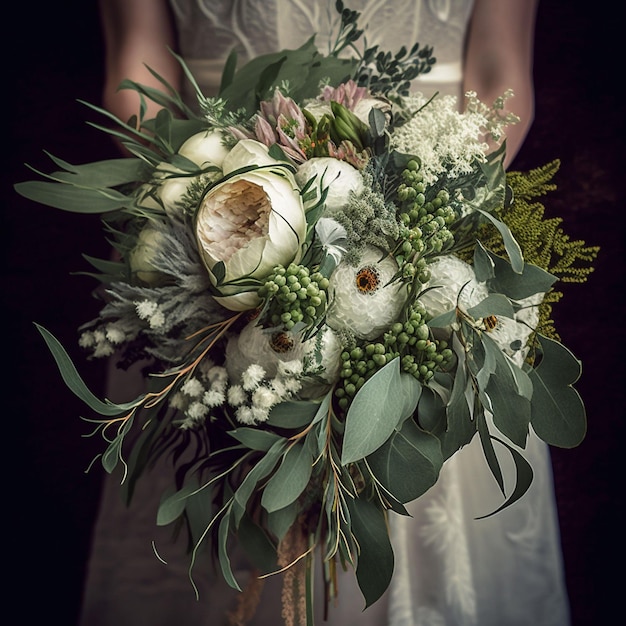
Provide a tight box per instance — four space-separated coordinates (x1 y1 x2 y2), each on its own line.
295 157 364 213
196 141 306 311
225 322 306 385
326 245 408 340
420 255 488 318
300 326 344 398
489 292 544 366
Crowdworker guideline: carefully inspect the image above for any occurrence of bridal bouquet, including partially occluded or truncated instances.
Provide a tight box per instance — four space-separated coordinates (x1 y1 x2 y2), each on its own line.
16 3 598 623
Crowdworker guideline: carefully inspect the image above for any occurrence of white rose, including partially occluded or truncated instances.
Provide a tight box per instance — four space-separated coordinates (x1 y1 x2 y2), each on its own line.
128 225 168 286
178 129 230 168
295 157 364 213
326 245 408 340
156 129 229 215
196 141 306 310
352 95 392 127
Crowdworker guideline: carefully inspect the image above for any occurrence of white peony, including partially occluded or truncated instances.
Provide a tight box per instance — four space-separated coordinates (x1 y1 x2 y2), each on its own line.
196 141 307 311
295 157 364 213
326 245 408 340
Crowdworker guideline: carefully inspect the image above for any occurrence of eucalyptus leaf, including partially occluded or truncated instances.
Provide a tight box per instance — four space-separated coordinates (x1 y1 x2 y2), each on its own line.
467 294 515 320
476 438 534 519
342 358 422 464
416 386 446 433
218 512 242 591
261 442 313 513
228 428 284 452
266 399 320 428
481 336 531 448
474 208 524 273
367 418 442 503
238 514 278 574
232 440 286 526
157 482 204 526
35 324 137 416
267 501 300 541
14 181 132 213
346 497 394 608
473 241 495 282
185 479 215 548
528 335 587 447
485 247 557 300
427 308 457 329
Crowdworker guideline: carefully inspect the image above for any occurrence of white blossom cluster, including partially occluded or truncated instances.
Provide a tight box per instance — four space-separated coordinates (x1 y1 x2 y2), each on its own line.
390 92 515 185
78 321 136 358
421 254 543 366
172 358 304 429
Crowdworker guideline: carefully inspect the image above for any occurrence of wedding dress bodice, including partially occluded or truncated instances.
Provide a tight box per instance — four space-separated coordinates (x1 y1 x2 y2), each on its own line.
169 0 475 99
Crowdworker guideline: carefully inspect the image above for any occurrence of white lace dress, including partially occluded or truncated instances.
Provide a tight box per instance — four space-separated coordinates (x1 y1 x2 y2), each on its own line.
79 2 571 624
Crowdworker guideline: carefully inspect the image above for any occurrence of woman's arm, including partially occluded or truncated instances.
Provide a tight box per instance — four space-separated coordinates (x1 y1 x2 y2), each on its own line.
463 0 540 168
99 0 181 124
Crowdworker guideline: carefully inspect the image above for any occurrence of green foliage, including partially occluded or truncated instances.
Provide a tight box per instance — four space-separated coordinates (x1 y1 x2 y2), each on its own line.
459 160 600 339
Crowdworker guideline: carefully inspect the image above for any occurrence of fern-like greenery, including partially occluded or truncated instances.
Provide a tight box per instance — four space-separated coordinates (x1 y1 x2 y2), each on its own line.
460 160 600 339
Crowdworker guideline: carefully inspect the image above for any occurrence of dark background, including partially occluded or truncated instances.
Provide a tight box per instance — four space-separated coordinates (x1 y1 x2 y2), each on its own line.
4 2 624 624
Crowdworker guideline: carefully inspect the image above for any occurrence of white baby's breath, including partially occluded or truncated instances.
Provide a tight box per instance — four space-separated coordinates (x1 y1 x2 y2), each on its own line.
203 389 226 408
242 364 267 391
181 377 205 398
186 401 209 422
227 385 246 407
390 93 490 184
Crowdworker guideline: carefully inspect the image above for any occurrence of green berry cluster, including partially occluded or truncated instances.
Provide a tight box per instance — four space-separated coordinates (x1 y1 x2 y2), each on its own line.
257 263 329 330
334 303 454 412
395 160 456 263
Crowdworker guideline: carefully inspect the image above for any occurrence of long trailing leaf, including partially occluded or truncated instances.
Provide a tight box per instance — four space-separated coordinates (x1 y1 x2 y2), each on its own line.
218 511 242 591
481 335 531 448
474 207 524 273
157 481 206 527
346 496 394 608
476 409 505 495
232 439 287 526
238 513 278 574
228 428 285 452
528 334 587 447
475 437 534 519
443 335 476 458
14 180 131 213
35 324 137 416
38 153 147 187
261 442 313 512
